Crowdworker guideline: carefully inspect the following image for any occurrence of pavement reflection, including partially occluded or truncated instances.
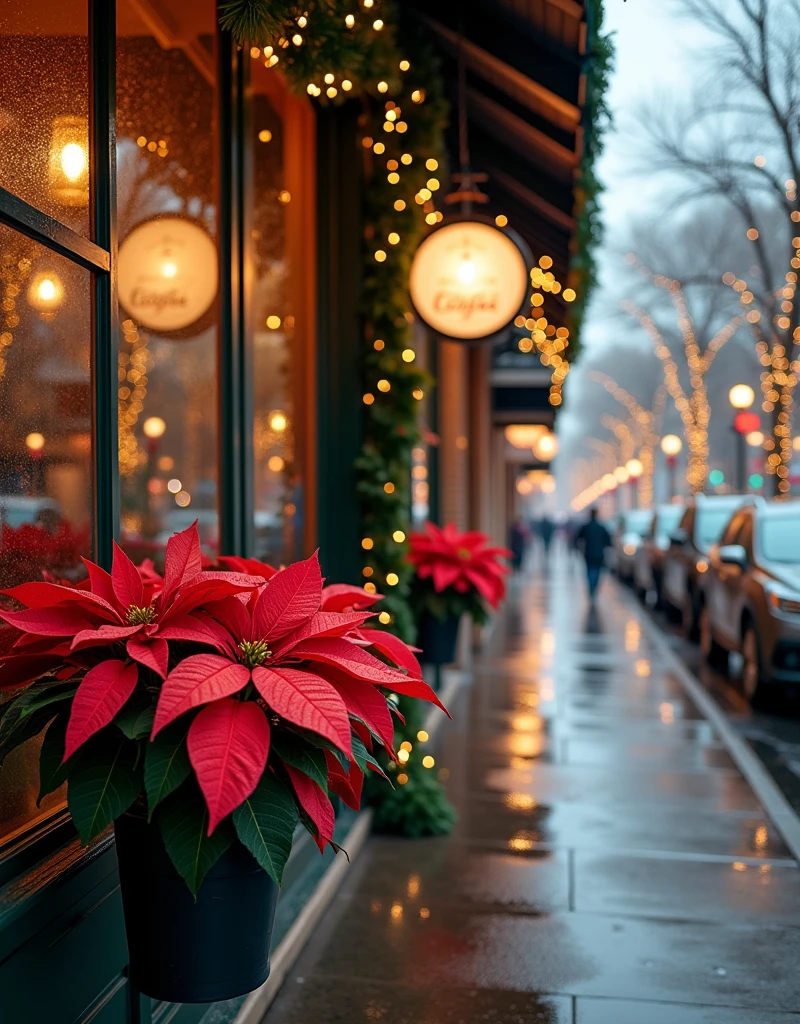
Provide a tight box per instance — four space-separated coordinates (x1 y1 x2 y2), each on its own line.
263 550 800 1023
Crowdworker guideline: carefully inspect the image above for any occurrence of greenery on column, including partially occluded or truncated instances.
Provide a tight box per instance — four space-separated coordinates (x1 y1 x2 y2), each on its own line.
218 0 455 834
566 0 614 352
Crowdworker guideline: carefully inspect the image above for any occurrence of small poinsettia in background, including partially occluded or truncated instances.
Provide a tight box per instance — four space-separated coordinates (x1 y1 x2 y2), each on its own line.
408 522 511 626
0 524 446 895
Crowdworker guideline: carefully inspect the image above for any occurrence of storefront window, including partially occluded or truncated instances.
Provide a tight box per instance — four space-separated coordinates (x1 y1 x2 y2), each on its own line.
0 3 90 236
0 226 92 843
116 0 220 562
251 86 302 565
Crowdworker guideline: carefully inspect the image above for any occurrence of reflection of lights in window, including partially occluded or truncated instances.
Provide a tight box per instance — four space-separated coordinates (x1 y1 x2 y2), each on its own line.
540 629 555 656
167 478 182 494
754 825 768 849
278 190 291 204
390 902 403 921
511 714 541 732
268 456 285 472
507 734 543 758
635 659 650 677
508 832 535 852
625 620 640 652
407 875 420 898
175 491 191 507
27 272 64 315
419 907 430 919
504 793 537 811
143 416 166 439
659 702 675 723
266 315 281 329
733 861 747 871
269 410 288 432
25 432 45 451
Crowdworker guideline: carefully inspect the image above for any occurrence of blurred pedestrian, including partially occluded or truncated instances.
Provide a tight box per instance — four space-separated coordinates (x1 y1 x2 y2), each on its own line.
508 515 528 571
538 514 555 562
576 507 611 602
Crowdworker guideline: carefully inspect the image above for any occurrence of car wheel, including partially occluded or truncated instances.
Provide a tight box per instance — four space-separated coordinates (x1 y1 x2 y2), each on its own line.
741 624 765 704
699 604 728 672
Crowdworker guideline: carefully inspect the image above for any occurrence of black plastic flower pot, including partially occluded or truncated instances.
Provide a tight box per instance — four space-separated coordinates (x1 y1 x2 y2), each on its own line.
417 611 461 667
115 813 279 1004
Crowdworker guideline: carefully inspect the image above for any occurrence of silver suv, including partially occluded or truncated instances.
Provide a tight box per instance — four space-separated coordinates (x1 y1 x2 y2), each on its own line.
699 499 800 702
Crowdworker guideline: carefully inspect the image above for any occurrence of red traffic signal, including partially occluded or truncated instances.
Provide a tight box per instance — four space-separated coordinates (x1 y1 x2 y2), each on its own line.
733 411 760 435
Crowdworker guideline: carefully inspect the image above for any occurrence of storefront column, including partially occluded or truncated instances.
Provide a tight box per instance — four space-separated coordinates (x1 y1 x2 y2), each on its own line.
437 340 470 530
315 104 363 584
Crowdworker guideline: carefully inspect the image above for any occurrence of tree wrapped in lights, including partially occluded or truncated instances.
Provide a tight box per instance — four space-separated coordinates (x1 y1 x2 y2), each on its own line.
622 257 746 493
589 371 667 507
640 0 800 494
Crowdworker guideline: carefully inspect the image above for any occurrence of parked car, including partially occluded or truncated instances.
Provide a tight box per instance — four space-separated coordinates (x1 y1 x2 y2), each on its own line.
0 495 63 529
698 500 800 701
633 502 687 605
612 508 654 584
662 493 753 638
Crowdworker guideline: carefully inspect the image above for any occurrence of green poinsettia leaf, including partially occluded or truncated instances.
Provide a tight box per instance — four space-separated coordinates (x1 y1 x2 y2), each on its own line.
38 712 71 805
68 730 141 843
0 682 72 764
157 785 234 898
232 771 298 885
272 732 328 791
351 732 389 781
115 691 155 740
18 679 78 718
144 720 191 820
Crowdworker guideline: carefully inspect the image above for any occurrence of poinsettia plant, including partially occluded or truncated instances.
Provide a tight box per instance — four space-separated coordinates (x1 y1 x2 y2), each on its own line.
0 525 446 895
408 522 510 626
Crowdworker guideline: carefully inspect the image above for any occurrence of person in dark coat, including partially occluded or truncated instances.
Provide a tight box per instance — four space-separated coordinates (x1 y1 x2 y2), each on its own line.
508 516 528 571
576 507 612 601
538 515 556 561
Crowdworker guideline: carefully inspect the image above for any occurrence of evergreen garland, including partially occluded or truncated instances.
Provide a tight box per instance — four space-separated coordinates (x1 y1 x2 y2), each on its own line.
219 0 455 833
566 0 614 352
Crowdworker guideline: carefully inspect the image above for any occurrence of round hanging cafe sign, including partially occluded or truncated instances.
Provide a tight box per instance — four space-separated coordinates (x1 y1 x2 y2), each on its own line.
118 216 218 337
409 218 531 342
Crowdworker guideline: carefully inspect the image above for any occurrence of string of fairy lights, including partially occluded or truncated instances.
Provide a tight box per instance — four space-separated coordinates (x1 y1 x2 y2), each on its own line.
588 371 667 508
513 256 578 407
622 256 745 493
719 187 800 495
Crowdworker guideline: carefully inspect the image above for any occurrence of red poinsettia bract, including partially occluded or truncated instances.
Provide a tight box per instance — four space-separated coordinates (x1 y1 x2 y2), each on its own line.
0 525 447 882
408 522 510 608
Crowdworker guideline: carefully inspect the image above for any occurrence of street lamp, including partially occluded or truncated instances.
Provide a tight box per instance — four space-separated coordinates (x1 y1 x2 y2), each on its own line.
626 458 643 509
660 434 683 501
729 385 757 493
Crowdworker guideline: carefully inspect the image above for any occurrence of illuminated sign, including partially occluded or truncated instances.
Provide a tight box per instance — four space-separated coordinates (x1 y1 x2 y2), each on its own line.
409 220 530 341
118 217 218 336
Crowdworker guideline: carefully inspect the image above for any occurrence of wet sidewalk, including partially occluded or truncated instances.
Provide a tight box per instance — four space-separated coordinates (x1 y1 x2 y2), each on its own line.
262 553 800 1023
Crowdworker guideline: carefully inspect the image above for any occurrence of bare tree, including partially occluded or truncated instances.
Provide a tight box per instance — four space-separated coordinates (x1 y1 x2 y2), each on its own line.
640 0 800 494
589 372 667 506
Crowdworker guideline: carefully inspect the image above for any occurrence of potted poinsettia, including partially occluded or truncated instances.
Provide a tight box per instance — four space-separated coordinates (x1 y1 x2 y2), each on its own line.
408 522 510 666
0 525 445 1004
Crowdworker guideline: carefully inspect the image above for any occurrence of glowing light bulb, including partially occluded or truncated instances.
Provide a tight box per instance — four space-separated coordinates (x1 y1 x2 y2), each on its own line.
457 258 476 285
161 261 177 279
269 411 288 432
38 278 57 302
60 143 86 182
